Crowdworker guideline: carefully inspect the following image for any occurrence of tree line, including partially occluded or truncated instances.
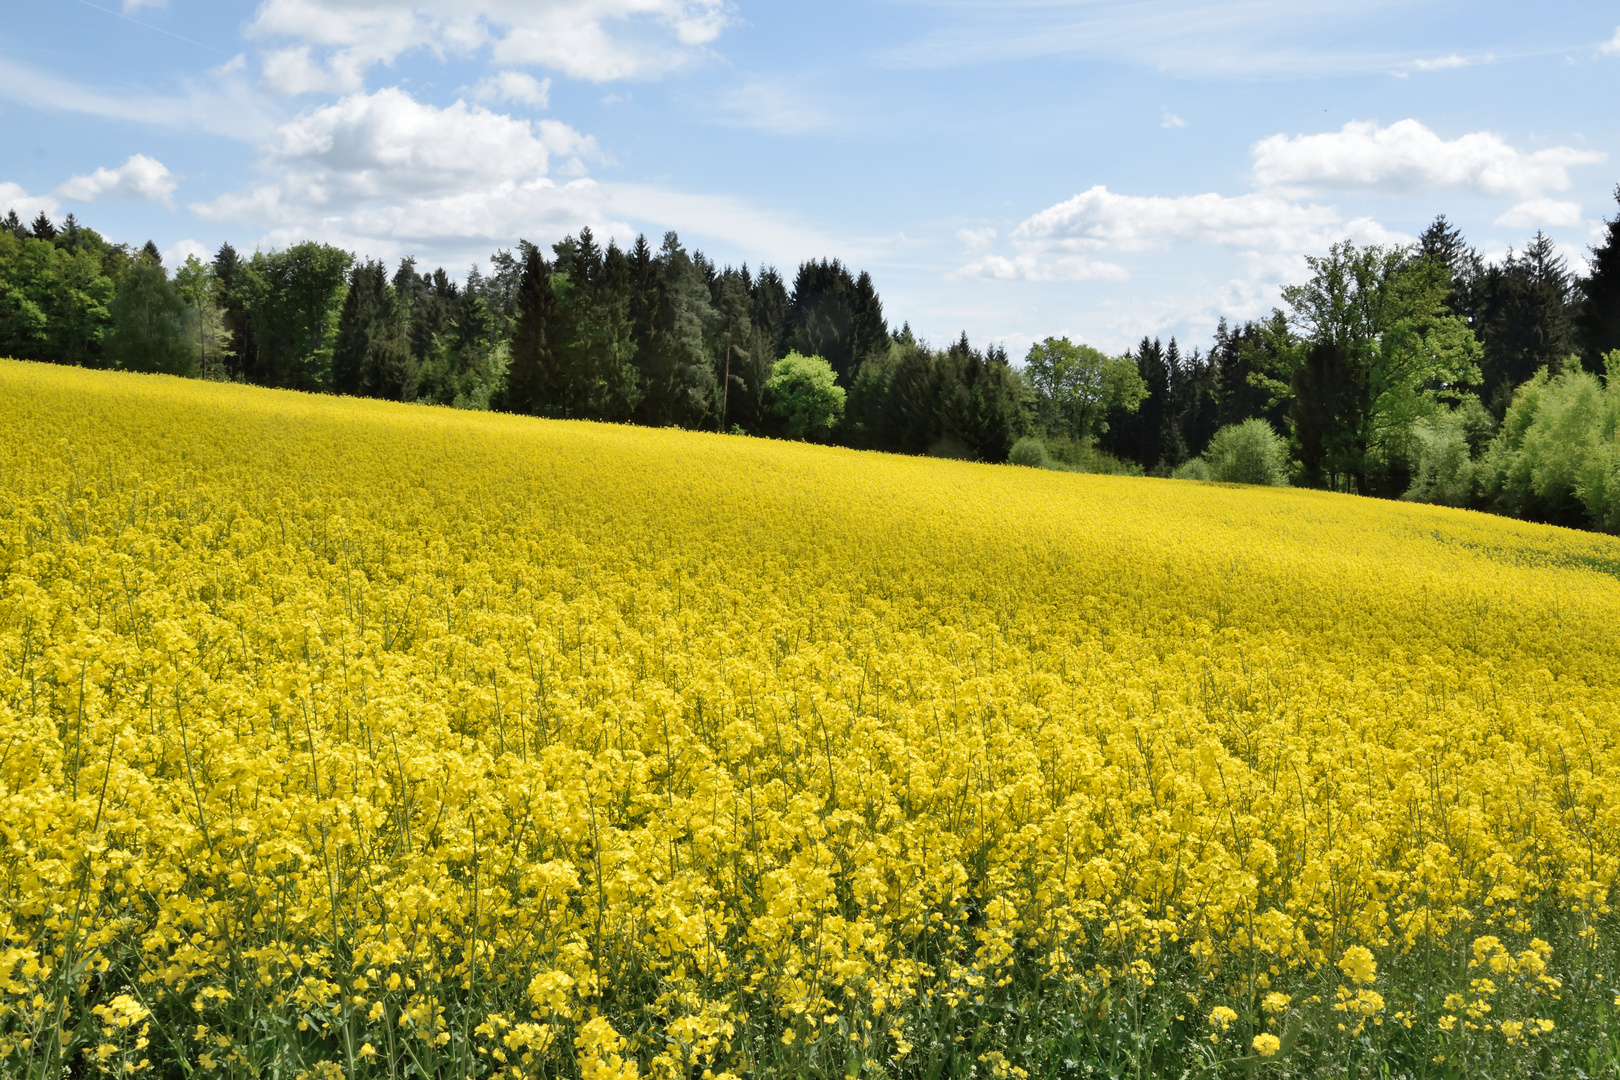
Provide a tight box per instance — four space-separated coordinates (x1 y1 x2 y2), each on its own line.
4 190 1620 531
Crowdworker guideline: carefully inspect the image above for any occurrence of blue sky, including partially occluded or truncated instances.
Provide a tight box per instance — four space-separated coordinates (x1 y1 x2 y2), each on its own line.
3 1 1617 357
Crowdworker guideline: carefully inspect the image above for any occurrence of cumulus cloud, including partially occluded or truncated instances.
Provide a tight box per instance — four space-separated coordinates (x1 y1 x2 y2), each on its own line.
0 182 61 223
248 0 729 91
955 184 1410 284
1494 199 1585 229
164 239 215 267
1251 119 1605 198
189 86 831 270
473 70 551 107
56 155 178 205
1014 185 1405 253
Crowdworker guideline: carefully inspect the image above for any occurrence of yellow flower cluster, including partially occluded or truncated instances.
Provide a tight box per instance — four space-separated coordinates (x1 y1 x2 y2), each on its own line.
1 362 1617 1076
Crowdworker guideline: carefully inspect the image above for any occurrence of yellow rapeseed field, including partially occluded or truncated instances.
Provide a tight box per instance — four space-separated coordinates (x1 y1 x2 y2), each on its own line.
1 359 1617 1080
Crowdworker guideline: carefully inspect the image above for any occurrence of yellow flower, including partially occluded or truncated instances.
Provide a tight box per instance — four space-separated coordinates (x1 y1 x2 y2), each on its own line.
1338 946 1377 985
1252 1034 1281 1057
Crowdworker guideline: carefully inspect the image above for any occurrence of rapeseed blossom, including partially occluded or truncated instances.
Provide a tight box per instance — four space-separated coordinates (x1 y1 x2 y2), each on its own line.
0 361 1617 1077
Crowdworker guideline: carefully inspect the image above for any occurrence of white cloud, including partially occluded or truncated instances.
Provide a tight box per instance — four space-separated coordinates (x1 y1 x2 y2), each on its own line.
1161 111 1187 129
0 55 280 142
956 227 995 250
1252 119 1605 198
247 0 729 90
1409 54 1471 71
0 182 61 224
953 253 1129 282
1012 185 1405 254
189 86 831 270
473 70 551 107
122 0 166 10
1602 26 1620 55
56 155 178 205
164 239 214 267
1494 199 1584 229
955 183 1411 284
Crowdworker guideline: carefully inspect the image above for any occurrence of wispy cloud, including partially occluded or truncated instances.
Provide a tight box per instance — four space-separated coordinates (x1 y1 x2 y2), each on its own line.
1602 26 1620 55
0 55 280 141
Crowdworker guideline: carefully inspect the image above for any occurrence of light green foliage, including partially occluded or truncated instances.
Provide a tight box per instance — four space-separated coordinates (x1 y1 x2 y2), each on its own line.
766 351 845 440
1404 397 1494 507
1008 435 1050 468
1205 419 1289 485
1022 336 1147 445
174 255 232 379
1172 457 1211 481
1478 364 1620 530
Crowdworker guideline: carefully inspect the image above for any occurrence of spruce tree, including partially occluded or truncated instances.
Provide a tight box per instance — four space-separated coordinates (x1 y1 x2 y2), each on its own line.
1577 187 1620 368
2 209 21 236
213 243 257 382
29 212 56 241
503 243 559 415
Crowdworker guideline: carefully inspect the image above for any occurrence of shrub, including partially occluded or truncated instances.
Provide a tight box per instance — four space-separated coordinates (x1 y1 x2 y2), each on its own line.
1172 457 1211 481
766 351 846 440
1008 436 1050 468
1206 419 1289 485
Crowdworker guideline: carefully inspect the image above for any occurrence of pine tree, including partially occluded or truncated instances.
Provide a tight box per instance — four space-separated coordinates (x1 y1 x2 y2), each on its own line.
214 243 257 382
29 212 56 241
788 259 858 383
850 271 888 371
1577 187 1620 368
503 243 559 415
332 260 414 400
1 209 21 237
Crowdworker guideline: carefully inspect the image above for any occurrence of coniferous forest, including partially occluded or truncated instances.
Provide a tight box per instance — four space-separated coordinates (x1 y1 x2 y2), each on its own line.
5 193 1620 532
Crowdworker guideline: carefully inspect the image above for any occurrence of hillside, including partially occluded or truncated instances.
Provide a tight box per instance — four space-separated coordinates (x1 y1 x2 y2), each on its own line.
2 359 1617 1079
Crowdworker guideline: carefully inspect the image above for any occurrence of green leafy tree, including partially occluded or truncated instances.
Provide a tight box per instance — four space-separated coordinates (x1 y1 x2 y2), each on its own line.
766 351 845 440
241 243 353 389
104 250 192 376
1273 241 1481 493
1204 419 1289 485
1023 335 1147 447
174 255 231 379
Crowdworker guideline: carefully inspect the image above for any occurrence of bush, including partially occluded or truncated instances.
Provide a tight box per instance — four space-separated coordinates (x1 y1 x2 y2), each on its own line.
766 351 845 441
1477 362 1620 530
1172 457 1211 481
1404 399 1493 508
1008 436 1050 468
1206 419 1288 485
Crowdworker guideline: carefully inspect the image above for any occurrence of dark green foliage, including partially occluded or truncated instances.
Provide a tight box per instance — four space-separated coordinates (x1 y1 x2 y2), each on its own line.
1576 187 1620 368
104 251 193 376
29 212 56 242
332 260 414 401
213 243 256 382
632 232 717 428
787 258 886 385
1 210 22 237
502 242 560 416
1290 339 1365 490
239 242 353 390
547 228 639 421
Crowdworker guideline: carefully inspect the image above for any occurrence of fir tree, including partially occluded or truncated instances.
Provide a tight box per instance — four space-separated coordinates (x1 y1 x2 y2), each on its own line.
332 260 414 400
502 243 559 415
1577 187 1620 368
29 212 56 241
